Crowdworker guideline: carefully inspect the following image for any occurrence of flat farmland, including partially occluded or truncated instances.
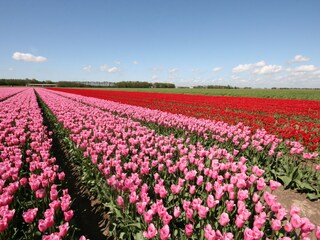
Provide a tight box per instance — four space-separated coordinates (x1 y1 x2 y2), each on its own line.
1 87 319 239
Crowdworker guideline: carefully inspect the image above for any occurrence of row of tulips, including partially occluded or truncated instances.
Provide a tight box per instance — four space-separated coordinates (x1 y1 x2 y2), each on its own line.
48 89 318 158
0 87 25 101
48 88 320 151
37 88 320 239
46 89 320 199
0 89 81 240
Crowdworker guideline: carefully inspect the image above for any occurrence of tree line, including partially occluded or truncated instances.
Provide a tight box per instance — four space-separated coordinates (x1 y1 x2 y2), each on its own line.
0 78 54 86
0 79 175 88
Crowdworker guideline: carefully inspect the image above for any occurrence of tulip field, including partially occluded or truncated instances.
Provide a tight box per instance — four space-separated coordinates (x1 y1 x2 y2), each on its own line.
0 88 75 239
1 87 320 239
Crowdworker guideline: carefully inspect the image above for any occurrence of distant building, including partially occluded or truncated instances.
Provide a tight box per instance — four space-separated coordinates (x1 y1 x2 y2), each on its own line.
27 83 58 87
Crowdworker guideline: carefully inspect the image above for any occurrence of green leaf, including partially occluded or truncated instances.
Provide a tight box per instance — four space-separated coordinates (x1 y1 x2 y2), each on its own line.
290 166 300 181
278 175 292 188
296 181 315 192
307 193 320 201
134 231 145 240
125 222 142 229
119 232 125 239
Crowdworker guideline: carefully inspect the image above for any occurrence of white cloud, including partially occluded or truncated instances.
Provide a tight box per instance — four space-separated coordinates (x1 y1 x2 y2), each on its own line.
291 55 310 63
8 67 14 71
100 65 120 73
290 65 317 72
115 61 121 65
274 69 320 88
108 67 119 73
232 61 266 73
83 65 92 72
169 68 178 74
231 75 240 80
12 52 47 62
212 67 222 72
254 65 282 75
168 68 179 80
255 61 266 67
151 75 158 81
133 60 139 65
232 64 252 73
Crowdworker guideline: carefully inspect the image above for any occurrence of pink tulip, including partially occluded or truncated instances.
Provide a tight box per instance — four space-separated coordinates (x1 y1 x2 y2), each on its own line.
290 206 300 216
252 193 260 203
35 189 46 199
64 210 74 221
58 172 65 181
173 206 181 218
316 226 320 239
38 219 49 232
22 208 38 224
189 185 196 195
196 175 203 186
186 208 194 220
162 212 172 225
269 180 281 191
170 184 182 194
117 196 124 208
253 214 266 229
59 222 69 237
0 218 8 232
129 191 139 203
291 214 302 228
207 194 218 209
185 224 193 237
235 214 246 228
219 212 230 226
143 209 153 224
19 177 28 186
244 227 263 240
276 207 287 220
256 178 266 191
271 219 282 231
238 189 249 201
143 223 158 239
204 224 216 240
49 200 61 211
198 205 209 219
50 188 58 201
284 221 293 233
159 225 170 240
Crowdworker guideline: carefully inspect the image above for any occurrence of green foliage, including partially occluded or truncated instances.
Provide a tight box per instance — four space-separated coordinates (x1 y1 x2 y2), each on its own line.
0 78 53 86
114 81 152 88
152 82 175 88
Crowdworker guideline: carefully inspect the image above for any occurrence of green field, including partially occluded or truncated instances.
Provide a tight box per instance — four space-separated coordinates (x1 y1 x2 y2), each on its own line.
81 88 320 101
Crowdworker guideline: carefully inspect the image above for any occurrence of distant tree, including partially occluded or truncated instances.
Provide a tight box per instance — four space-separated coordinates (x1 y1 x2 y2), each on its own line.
153 82 175 88
114 81 152 88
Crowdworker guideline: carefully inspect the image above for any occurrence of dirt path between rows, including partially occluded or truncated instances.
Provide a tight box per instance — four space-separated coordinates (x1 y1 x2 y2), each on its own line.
274 188 320 226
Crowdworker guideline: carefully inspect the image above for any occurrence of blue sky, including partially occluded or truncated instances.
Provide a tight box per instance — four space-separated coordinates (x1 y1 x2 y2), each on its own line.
1 0 320 88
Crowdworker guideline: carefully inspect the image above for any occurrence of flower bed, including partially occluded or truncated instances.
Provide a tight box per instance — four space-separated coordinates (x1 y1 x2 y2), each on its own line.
0 89 76 239
0 87 25 101
37 88 320 239
46 89 320 200
48 88 320 152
